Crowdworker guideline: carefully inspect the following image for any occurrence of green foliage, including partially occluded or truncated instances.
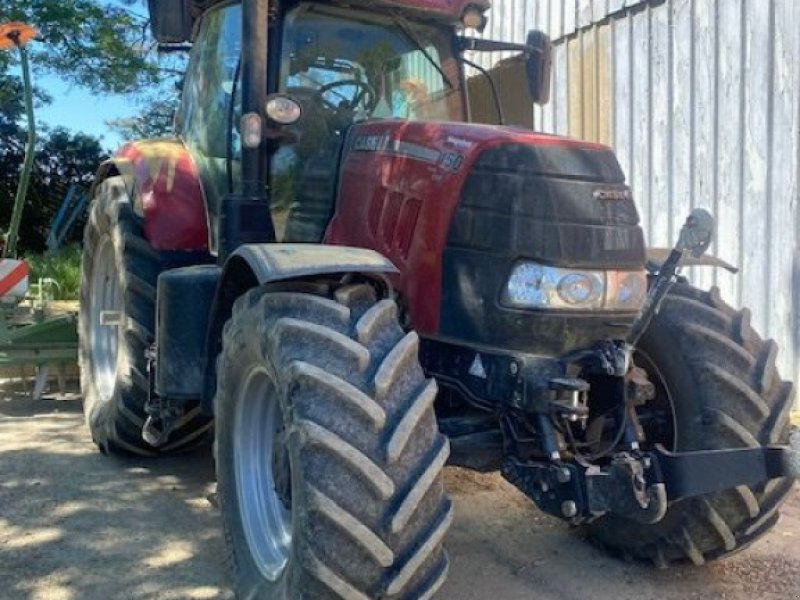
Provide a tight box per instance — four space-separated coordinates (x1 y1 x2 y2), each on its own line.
0 0 159 95
0 1 176 252
107 90 180 141
1 1 186 144
0 73 50 128
0 111 105 253
25 244 82 300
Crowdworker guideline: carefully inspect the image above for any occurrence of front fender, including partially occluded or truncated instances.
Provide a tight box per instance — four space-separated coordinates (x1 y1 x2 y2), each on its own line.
199 244 398 412
227 244 398 284
94 139 210 252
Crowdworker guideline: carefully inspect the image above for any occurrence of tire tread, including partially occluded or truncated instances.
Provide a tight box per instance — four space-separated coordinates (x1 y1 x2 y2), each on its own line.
587 282 795 567
215 284 451 599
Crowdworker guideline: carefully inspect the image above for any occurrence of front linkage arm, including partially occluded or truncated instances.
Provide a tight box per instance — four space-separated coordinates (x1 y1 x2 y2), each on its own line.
653 440 800 501
505 436 799 525
627 208 715 346
503 208 798 525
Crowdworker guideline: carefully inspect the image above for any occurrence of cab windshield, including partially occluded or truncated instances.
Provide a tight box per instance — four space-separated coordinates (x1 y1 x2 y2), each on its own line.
282 4 463 122
270 3 464 241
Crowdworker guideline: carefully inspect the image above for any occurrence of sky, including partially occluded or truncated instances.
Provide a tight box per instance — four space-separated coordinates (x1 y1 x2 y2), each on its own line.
35 74 139 151
27 0 152 152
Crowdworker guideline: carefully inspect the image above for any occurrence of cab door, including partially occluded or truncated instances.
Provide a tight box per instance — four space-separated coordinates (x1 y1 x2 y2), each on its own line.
176 2 242 255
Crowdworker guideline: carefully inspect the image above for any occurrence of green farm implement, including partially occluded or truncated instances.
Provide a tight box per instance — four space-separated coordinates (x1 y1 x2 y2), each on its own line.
0 22 78 399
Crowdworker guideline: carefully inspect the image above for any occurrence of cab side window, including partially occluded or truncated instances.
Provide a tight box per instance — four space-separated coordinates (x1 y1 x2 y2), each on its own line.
388 46 450 120
179 4 242 221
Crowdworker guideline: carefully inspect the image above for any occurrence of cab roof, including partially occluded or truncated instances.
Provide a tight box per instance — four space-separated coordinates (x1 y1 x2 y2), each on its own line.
195 0 490 23
340 0 490 21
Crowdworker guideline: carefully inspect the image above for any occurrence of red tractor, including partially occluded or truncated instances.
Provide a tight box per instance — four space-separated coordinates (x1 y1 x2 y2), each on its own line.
80 0 798 597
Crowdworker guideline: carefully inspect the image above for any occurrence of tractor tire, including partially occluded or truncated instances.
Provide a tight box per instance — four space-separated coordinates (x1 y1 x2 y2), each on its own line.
214 284 452 599
587 282 796 567
79 176 211 456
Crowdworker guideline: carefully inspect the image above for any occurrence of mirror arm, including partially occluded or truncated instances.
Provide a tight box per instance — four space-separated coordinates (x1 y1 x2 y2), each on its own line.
462 56 505 126
458 36 539 56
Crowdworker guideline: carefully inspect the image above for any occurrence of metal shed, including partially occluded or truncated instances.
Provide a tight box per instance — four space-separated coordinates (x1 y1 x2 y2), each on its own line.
472 0 800 395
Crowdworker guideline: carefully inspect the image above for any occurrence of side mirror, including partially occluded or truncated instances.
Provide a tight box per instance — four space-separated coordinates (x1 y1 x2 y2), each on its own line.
525 30 552 105
148 0 193 44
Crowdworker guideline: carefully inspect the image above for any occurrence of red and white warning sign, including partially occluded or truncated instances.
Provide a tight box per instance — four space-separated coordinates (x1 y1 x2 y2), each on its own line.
0 258 30 300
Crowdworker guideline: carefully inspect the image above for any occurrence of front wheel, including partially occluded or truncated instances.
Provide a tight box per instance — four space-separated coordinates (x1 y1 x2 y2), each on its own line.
587 283 796 566
215 284 452 599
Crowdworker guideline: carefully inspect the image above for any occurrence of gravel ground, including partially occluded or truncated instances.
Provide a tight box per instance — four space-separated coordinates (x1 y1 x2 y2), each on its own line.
1 391 798 600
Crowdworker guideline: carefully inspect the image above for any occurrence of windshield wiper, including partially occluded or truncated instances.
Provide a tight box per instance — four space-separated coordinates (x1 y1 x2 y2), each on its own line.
390 11 454 90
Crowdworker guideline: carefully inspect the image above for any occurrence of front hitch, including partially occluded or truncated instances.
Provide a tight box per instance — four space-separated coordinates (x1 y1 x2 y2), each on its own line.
652 439 799 501
504 433 799 525
584 456 667 524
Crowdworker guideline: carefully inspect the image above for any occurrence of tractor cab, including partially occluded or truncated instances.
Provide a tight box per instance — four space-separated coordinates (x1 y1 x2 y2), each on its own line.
246 3 466 242
151 0 549 252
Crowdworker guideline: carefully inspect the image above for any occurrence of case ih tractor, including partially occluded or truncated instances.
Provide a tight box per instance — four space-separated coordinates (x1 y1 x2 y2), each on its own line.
80 0 799 597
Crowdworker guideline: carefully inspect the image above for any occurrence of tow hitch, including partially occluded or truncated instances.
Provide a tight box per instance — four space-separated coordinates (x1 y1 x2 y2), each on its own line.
504 435 799 524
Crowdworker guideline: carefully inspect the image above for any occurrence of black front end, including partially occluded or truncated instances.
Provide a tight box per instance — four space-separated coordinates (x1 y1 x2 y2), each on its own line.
420 140 798 527
426 139 648 437
440 142 645 355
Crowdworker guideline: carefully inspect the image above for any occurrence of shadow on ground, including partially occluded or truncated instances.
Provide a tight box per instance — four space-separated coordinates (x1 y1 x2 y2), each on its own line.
1 390 798 600
0 391 225 600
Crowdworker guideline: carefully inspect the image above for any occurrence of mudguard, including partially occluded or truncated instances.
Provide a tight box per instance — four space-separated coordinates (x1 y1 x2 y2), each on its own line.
94 139 210 252
197 244 398 412
227 243 398 284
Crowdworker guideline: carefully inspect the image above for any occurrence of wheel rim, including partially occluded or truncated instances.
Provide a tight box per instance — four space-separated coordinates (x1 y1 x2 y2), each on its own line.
234 366 293 581
89 235 123 404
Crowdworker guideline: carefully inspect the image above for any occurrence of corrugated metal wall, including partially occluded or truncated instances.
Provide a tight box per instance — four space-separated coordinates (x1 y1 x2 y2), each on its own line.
471 0 800 391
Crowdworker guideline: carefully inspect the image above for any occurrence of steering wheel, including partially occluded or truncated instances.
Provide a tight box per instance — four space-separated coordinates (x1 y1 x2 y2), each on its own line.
317 80 378 114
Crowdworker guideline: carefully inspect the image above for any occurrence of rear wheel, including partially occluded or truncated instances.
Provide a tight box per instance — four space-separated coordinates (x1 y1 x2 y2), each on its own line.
215 284 452 599
79 176 211 456
587 283 796 566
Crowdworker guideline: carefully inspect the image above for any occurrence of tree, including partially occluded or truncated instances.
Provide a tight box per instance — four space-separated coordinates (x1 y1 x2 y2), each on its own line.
0 0 159 95
0 1 178 249
0 125 106 253
107 89 180 140
0 74 105 253
27 129 106 251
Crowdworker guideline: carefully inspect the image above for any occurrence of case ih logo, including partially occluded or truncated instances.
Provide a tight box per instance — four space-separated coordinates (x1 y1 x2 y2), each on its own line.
593 188 631 202
352 134 391 152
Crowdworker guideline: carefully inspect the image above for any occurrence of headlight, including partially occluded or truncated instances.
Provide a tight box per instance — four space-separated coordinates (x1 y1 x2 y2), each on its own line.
503 262 646 311
557 272 603 306
462 7 488 30
607 271 647 310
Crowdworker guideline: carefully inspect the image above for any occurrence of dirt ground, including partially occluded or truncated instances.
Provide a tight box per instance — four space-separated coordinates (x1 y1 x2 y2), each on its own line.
1 390 798 600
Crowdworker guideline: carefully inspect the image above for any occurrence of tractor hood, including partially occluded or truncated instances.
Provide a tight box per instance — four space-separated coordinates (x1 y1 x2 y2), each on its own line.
325 120 646 352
